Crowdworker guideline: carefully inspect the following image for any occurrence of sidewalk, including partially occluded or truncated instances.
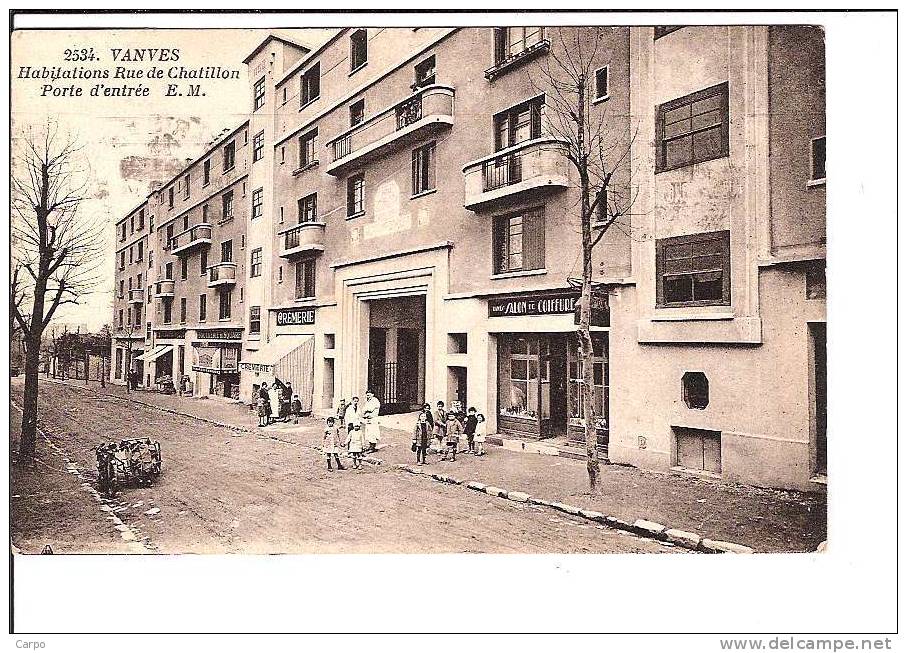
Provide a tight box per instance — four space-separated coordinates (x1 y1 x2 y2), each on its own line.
41 378 826 553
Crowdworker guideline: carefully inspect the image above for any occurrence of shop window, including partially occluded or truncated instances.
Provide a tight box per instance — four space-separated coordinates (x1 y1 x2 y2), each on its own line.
350 29 367 72
656 230 730 307
675 427 721 474
499 335 548 422
301 62 320 107
682 371 709 410
568 334 609 430
448 333 467 354
493 208 545 274
656 82 729 172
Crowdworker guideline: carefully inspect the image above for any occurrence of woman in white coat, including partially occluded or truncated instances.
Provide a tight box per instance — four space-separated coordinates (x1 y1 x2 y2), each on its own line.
362 390 382 452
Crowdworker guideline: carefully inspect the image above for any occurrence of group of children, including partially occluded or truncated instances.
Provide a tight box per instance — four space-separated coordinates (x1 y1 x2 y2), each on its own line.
255 381 304 428
413 400 486 465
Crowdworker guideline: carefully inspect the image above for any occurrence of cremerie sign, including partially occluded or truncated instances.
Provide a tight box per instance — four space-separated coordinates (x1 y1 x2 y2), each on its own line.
275 307 315 327
488 289 609 327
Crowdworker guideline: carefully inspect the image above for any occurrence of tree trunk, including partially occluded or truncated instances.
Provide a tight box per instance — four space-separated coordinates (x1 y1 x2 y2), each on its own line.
19 337 41 462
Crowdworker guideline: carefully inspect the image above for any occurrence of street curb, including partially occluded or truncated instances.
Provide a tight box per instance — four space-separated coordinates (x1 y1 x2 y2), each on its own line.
394 463 755 554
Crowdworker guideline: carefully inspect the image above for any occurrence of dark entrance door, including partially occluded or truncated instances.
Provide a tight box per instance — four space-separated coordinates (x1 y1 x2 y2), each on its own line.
548 335 568 437
813 322 827 475
368 327 388 403
397 327 420 407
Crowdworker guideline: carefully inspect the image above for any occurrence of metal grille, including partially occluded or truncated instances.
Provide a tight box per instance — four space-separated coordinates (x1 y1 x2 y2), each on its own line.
483 152 523 191
395 95 423 130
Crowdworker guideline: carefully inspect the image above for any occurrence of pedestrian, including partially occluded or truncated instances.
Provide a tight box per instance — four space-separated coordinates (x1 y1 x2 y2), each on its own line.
346 423 365 470
344 396 361 435
257 382 271 427
336 398 348 423
268 380 282 424
421 403 434 429
362 390 382 453
322 417 345 471
444 409 462 461
282 382 294 421
412 411 431 465
432 401 447 454
474 413 487 456
464 407 478 454
291 394 303 425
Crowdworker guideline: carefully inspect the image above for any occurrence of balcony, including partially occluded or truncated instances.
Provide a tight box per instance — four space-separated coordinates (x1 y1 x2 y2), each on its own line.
325 84 455 177
462 138 571 212
207 262 237 287
127 289 144 305
279 222 326 258
169 223 213 255
154 280 175 298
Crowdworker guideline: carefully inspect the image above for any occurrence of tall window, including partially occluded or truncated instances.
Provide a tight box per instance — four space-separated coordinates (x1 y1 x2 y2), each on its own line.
250 248 262 277
414 55 436 88
119 279 125 298
298 193 317 223
296 259 316 299
253 76 266 111
223 141 236 171
166 224 174 248
200 250 207 275
183 215 189 231
180 297 187 324
811 136 826 181
249 306 261 334
347 173 365 216
199 294 207 322
168 187 174 209
222 190 234 221
183 174 190 199
163 299 172 324
656 82 729 172
251 187 263 219
349 99 365 127
595 66 609 100
350 29 367 71
118 309 123 329
165 261 173 280
180 257 187 280
221 239 233 263
219 290 232 320
412 142 436 195
494 96 544 150
568 334 609 429
138 209 145 229
299 129 318 167
301 62 320 106
252 131 264 162
493 208 545 274
119 251 125 270
655 230 731 307
137 240 143 261
493 27 546 65
203 159 210 185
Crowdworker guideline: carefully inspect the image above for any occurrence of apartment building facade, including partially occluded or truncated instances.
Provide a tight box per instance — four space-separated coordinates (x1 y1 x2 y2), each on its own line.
111 25 825 491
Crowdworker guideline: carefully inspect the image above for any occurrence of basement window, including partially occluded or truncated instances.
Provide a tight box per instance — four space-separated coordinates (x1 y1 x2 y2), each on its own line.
682 371 709 410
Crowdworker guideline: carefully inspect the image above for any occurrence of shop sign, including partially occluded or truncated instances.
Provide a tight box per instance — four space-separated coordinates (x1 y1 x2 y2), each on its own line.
275 307 315 327
192 344 240 373
154 328 186 339
488 291 580 318
239 362 272 373
196 328 243 341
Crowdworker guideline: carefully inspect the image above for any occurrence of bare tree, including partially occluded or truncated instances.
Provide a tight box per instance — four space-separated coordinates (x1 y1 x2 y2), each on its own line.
533 27 638 491
10 122 105 463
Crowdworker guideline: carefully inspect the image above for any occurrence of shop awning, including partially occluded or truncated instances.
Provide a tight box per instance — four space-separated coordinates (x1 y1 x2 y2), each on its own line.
240 336 315 413
135 344 173 362
240 336 311 372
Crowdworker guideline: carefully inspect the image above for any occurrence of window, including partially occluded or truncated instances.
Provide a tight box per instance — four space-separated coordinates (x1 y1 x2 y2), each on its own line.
128 277 133 291
183 215 189 231
148 250 153 269
249 306 261 334
119 251 125 270
223 141 235 171
252 187 263 219
594 66 609 101
163 299 172 324
219 290 232 320
682 372 709 410
118 309 124 329
202 204 209 223
222 190 234 221
180 257 188 280
282 87 287 104
137 240 143 261
811 136 826 182
280 147 285 164
250 248 262 277
203 159 210 185
253 131 264 162
119 280 125 298
494 96 544 150
414 55 436 88
130 215 135 234
165 262 173 280
253 76 266 111
655 230 731 307
129 246 133 264
295 259 316 299
411 142 436 195
120 223 127 241
493 27 546 65
656 82 729 172
493 208 545 274
299 129 318 168
221 239 233 263
278 266 283 283
199 294 207 322
166 224 174 248
349 99 365 127
138 209 145 229
654 26 685 39
301 63 320 106
180 297 187 324
137 273 142 287
200 250 207 275
168 187 174 209
568 334 609 432
149 215 154 232
298 193 317 223
347 173 365 216
350 29 367 72
184 174 190 199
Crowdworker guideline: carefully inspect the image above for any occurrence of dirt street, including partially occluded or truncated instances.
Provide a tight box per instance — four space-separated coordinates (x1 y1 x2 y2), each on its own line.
10 380 675 554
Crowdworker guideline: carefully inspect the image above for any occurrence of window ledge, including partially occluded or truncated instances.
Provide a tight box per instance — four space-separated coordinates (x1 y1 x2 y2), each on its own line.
592 94 610 106
223 165 236 174
299 97 319 111
292 161 319 176
485 39 551 81
349 62 368 77
346 211 366 220
294 296 317 304
651 310 735 322
410 188 437 200
807 178 826 187
490 268 547 280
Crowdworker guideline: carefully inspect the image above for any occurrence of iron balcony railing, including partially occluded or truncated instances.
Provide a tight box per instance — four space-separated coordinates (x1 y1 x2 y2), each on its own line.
482 151 524 191
169 223 213 254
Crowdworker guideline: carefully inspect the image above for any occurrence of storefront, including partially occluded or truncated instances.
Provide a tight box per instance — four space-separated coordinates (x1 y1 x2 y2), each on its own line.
490 289 610 451
239 333 315 412
192 328 243 399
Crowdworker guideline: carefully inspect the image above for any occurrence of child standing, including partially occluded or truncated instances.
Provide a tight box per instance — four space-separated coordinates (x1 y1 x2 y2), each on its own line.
412 412 431 465
322 417 345 471
256 383 270 427
474 413 487 456
432 401 447 454
444 410 462 461
291 394 303 425
464 407 478 454
346 423 366 470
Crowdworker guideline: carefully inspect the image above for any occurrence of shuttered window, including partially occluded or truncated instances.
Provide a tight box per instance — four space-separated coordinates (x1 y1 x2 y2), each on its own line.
656 82 729 172
656 230 730 307
493 208 545 274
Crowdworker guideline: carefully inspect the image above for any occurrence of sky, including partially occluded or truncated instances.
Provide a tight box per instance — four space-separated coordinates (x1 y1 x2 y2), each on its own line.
10 28 334 332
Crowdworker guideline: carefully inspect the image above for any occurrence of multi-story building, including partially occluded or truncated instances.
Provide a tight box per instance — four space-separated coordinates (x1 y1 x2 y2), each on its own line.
112 200 150 381
111 26 825 491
